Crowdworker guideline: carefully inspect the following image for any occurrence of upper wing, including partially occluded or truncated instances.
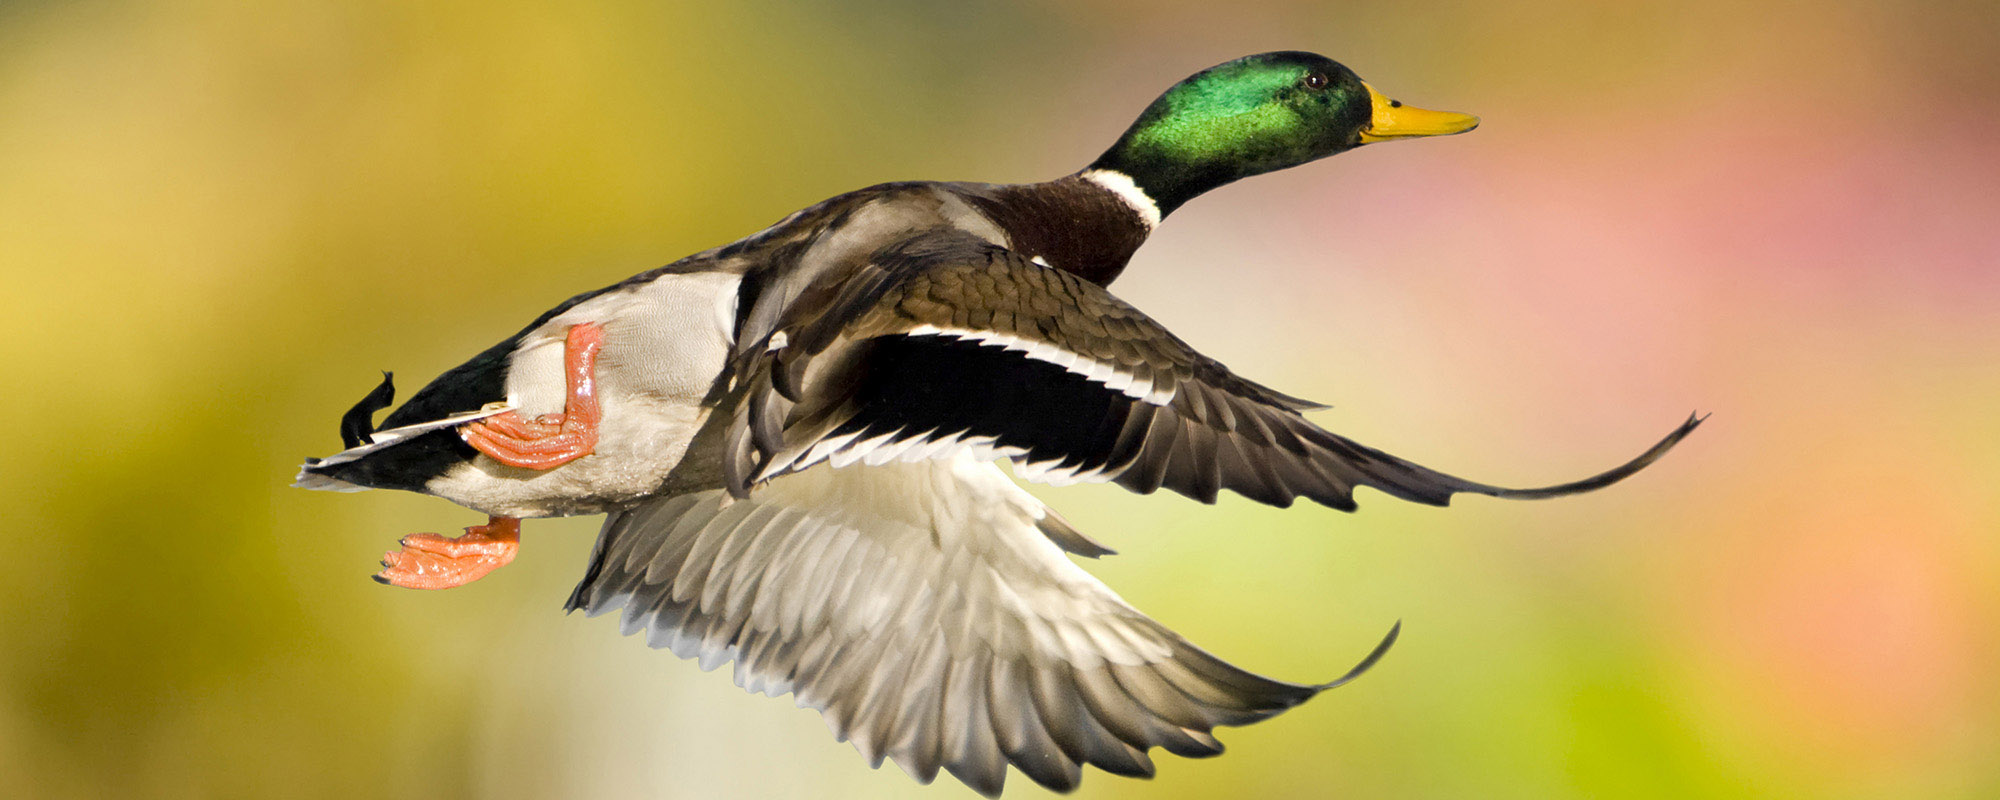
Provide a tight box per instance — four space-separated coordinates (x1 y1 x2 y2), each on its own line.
722 230 1701 508
565 456 1396 796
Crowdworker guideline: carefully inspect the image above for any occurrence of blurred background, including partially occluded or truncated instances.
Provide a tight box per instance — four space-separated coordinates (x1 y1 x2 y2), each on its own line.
3 0 1996 797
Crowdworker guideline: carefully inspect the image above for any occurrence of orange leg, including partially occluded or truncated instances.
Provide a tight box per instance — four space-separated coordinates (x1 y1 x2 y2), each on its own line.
375 516 520 590
461 322 605 469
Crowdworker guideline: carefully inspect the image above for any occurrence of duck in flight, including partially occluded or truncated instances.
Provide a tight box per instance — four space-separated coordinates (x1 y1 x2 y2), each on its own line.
296 51 1700 796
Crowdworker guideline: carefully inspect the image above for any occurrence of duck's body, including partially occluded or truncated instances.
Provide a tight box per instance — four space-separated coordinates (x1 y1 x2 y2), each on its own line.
299 172 1156 517
295 52 1700 796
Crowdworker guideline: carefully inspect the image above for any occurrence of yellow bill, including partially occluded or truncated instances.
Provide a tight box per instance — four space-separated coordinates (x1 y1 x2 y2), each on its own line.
1357 83 1480 143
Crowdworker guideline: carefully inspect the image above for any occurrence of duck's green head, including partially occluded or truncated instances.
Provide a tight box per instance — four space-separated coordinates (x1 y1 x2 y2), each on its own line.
1087 51 1478 217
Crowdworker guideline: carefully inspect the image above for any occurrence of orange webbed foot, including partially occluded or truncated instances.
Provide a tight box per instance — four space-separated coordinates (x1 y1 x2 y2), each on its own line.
374 516 521 590
461 322 605 470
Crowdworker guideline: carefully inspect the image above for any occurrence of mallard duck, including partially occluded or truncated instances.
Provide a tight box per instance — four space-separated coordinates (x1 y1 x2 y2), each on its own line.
296 51 1700 795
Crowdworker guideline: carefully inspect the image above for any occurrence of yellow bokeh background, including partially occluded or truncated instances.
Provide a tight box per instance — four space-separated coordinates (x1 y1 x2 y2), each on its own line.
4 1 1996 797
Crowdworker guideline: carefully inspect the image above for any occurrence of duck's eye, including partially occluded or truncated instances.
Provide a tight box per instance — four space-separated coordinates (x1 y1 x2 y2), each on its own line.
1301 72 1329 90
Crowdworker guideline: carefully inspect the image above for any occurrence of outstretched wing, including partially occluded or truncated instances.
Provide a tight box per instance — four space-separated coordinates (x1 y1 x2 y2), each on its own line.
565 457 1397 796
722 230 1700 508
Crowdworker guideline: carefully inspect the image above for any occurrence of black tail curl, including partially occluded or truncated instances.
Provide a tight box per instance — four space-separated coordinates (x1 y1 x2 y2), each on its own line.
338 372 396 448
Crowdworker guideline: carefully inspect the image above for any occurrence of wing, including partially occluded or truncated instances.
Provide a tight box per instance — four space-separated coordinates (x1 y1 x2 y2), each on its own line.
721 230 1701 508
565 457 1397 796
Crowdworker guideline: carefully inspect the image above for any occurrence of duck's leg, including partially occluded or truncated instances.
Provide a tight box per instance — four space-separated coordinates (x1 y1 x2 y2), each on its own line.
374 516 520 589
461 322 605 469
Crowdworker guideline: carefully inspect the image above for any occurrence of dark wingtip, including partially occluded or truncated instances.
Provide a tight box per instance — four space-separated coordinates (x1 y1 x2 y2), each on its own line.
1317 620 1401 691
1486 411 1705 501
1268 388 1332 413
